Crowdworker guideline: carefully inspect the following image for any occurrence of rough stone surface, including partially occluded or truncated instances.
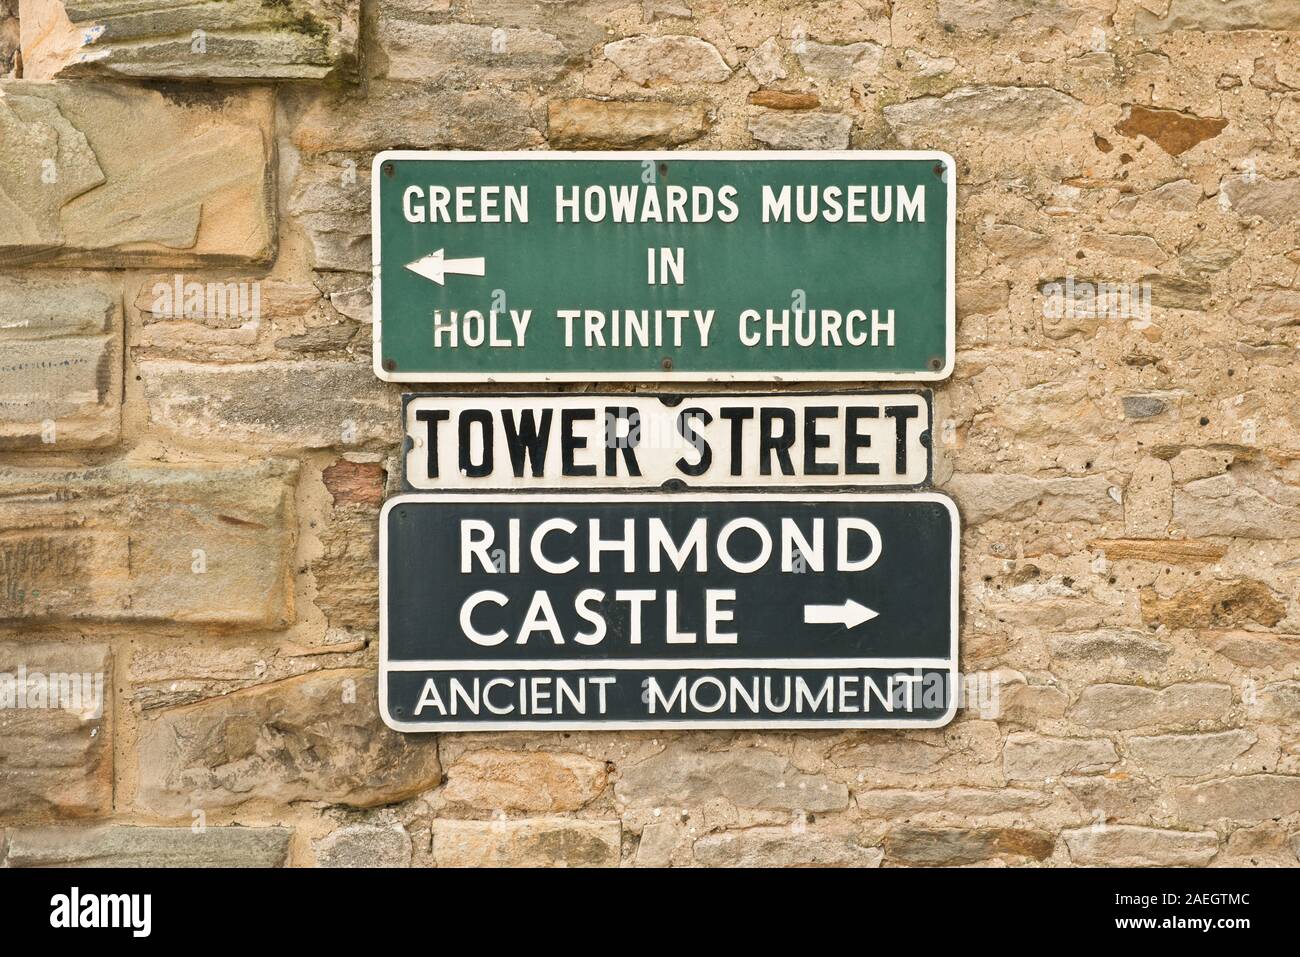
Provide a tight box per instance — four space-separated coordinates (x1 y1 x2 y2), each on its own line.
136 670 442 814
0 274 120 448
313 822 411 868
0 640 110 823
3 825 290 867
0 82 275 266
748 111 851 150
548 98 710 149
604 35 731 86
0 461 295 626
19 0 360 81
1003 734 1118 780
615 744 849 812
1069 684 1234 731
430 818 620 868
1063 826 1219 867
1174 776 1300 825
883 826 1055 866
694 828 883 867
1125 731 1256 778
441 750 607 813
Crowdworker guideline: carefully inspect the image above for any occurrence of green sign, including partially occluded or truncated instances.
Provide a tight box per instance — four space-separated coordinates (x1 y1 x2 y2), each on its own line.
371 151 954 382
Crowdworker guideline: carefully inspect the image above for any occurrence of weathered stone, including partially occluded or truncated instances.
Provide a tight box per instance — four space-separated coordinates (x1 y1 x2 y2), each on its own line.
0 274 121 449
1064 774 1161 822
795 39 882 78
1121 396 1167 419
1175 471 1300 539
0 82 275 266
746 36 785 85
1174 775 1300 824
947 473 1119 525
377 19 573 85
1238 288 1300 330
140 360 395 452
694 828 882 867
19 0 360 81
1136 0 1300 33
1124 458 1173 537
0 460 295 627
311 502 378 631
748 110 851 149
136 670 442 814
1220 175 1300 223
0 641 110 823
634 821 678 867
884 86 1083 144
1215 822 1298 867
1115 105 1227 156
2 825 291 867
883 826 1054 866
1 2 15 76
1069 683 1233 731
1140 579 1285 629
286 157 371 273
442 750 607 813
615 744 848 812
749 90 819 110
1003 733 1118 780
1126 731 1256 777
547 98 710 149
314 823 411 868
1208 631 1300 669
430 818 620 867
604 34 730 85
134 276 355 362
1245 681 1300 724
957 280 1010 316
322 460 386 508
856 787 1048 818
1082 231 1168 266
289 83 540 156
1047 631 1172 671
936 0 1084 33
1063 825 1218 866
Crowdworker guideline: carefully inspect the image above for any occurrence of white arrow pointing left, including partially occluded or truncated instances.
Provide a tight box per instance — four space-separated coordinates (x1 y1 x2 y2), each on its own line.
405 249 486 286
803 599 879 630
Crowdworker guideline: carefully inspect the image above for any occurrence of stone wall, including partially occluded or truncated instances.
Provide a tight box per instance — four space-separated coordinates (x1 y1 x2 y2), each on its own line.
1 0 1298 868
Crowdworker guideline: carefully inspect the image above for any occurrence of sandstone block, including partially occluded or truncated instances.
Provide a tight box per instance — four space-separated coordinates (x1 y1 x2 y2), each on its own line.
615 744 848 812
0 82 275 267
136 670 441 815
2 825 290 867
314 823 411 868
884 86 1083 143
0 460 295 627
604 34 730 85
1063 825 1218 867
883 826 1054 866
1069 683 1233 731
1140 579 1285 630
1136 0 1300 33
1047 630 1172 671
936 0 1085 33
1125 731 1256 777
139 360 396 452
0 274 120 449
548 98 710 149
796 39 883 78
947 473 1119 525
0 641 110 823
19 0 360 81
1003 733 1118 780
430 818 620 867
1175 471 1300 539
1174 775 1300 824
748 111 851 150
694 828 882 867
442 749 607 813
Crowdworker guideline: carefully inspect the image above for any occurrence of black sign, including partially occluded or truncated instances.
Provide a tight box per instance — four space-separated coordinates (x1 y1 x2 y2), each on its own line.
380 493 958 730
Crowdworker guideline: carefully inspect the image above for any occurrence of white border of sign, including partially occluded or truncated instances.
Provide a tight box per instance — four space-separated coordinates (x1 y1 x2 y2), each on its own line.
370 150 957 383
378 491 960 732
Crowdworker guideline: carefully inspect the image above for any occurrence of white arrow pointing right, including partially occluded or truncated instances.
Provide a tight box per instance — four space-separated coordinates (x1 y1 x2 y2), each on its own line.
804 599 879 630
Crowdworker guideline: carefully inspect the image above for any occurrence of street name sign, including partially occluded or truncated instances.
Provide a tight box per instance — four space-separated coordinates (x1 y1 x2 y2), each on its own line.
379 493 959 731
371 151 955 382
401 391 932 491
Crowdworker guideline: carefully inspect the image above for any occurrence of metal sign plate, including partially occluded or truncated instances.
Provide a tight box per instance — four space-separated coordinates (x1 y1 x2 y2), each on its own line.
372 151 955 382
380 492 959 731
401 391 932 491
